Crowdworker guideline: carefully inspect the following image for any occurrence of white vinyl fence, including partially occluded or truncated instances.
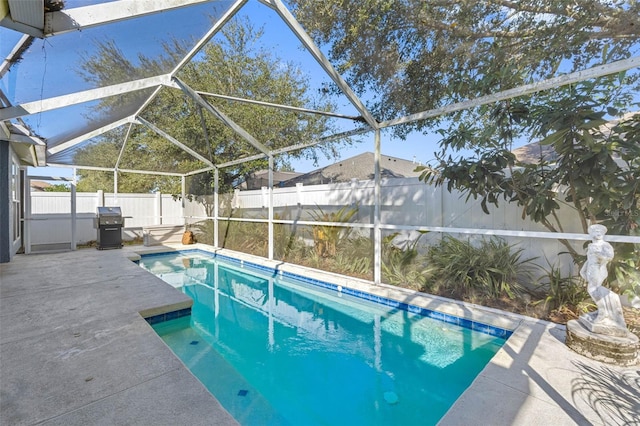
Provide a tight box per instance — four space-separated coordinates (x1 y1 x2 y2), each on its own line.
206 177 583 272
28 177 584 274
28 191 185 251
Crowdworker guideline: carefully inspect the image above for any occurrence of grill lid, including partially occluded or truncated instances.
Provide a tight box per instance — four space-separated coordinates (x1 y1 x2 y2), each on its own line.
97 207 123 225
97 206 122 216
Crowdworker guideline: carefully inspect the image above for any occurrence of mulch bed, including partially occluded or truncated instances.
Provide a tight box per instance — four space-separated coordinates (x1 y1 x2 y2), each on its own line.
432 288 640 340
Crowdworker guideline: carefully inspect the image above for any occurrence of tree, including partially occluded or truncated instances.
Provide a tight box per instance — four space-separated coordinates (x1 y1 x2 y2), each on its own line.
73 17 351 193
290 0 640 293
43 184 70 192
416 76 640 293
289 0 639 133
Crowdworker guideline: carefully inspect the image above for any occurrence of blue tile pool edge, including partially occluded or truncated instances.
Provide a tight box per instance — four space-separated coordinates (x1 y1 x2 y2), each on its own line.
144 307 192 325
137 248 513 339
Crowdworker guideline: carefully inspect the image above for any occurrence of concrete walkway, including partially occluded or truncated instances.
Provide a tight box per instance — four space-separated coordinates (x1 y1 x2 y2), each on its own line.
1 246 639 425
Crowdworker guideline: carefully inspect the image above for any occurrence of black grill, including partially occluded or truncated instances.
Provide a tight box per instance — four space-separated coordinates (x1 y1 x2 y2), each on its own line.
96 207 123 250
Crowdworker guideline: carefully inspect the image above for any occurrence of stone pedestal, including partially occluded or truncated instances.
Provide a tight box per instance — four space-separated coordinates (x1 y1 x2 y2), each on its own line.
566 319 639 366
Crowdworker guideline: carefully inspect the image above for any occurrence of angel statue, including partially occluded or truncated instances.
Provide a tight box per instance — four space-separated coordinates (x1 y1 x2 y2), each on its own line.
579 224 629 337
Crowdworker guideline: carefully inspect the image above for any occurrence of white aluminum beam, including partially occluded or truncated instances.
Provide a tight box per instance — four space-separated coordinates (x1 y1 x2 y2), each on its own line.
214 127 369 169
380 56 640 128
0 34 33 78
197 91 364 121
268 154 274 260
217 153 267 169
45 163 115 172
114 122 134 170
214 167 219 247
46 163 185 177
209 125 367 168
373 129 381 285
47 116 136 155
184 166 215 176
170 0 247 76
378 224 640 245
270 127 370 156
132 85 165 120
136 116 215 168
265 0 379 130
44 0 218 37
28 175 73 182
173 77 271 155
0 74 172 120
118 167 185 177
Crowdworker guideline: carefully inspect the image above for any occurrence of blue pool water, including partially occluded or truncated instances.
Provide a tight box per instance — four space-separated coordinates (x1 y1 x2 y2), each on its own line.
139 251 509 425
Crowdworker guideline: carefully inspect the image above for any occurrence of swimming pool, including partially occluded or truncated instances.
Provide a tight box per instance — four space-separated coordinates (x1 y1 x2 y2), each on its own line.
138 250 511 425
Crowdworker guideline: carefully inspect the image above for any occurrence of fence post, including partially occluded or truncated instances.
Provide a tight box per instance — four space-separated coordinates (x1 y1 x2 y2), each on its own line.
155 192 162 225
97 190 104 207
296 182 304 220
261 186 268 209
350 178 358 206
71 180 77 251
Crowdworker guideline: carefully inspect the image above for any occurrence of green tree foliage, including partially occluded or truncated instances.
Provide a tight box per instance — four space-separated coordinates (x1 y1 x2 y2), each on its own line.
73 17 348 193
43 184 70 192
289 0 639 133
288 1 640 291
417 77 640 291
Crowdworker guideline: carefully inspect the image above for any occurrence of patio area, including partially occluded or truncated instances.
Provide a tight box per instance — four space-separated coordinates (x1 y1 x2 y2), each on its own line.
1 245 638 425
0 246 237 426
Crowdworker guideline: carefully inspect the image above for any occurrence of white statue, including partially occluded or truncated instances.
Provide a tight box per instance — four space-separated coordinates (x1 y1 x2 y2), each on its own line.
579 224 629 337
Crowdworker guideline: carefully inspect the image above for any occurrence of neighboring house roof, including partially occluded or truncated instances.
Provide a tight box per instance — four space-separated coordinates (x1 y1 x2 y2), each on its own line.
242 170 304 189
284 152 423 186
30 180 52 192
512 142 558 164
512 111 639 165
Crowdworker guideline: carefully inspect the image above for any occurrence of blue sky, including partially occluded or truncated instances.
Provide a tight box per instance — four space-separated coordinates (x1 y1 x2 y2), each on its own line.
20 0 634 181
231 1 446 171
21 0 444 181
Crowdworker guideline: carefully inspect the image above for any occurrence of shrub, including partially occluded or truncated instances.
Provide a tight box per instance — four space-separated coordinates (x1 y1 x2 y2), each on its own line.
382 232 428 290
423 236 535 299
309 205 358 257
533 260 591 316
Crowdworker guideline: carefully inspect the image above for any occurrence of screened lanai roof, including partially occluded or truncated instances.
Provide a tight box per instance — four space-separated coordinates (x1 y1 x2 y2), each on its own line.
1 0 639 176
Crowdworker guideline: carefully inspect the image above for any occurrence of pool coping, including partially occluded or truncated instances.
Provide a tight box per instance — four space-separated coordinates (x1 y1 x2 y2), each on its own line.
135 245 519 339
131 243 527 335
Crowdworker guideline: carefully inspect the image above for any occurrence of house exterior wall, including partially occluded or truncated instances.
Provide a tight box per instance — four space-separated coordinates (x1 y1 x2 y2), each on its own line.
0 141 10 263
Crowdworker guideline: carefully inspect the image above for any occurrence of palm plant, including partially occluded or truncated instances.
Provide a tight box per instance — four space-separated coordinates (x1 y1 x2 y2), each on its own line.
308 205 359 257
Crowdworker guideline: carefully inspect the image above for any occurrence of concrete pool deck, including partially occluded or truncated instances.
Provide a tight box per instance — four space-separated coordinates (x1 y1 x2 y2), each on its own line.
1 245 638 425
